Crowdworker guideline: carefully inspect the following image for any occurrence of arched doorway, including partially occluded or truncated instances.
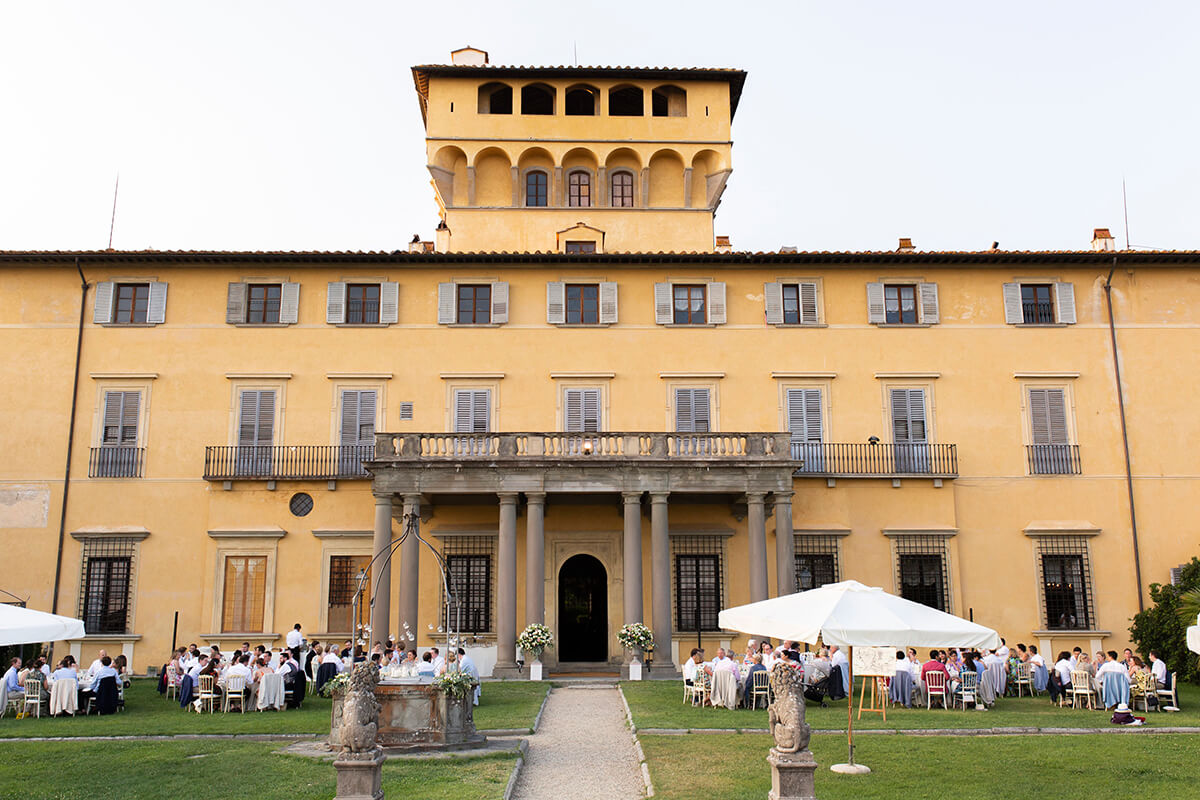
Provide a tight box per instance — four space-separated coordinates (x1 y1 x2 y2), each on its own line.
557 554 608 662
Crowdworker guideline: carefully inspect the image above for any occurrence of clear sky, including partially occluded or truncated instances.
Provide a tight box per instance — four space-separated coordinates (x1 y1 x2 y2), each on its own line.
1 1 1196 253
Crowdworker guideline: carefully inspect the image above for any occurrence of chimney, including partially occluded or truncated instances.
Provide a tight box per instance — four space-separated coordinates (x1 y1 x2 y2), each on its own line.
1091 227 1115 252
897 237 915 252
450 46 489 66
715 235 732 254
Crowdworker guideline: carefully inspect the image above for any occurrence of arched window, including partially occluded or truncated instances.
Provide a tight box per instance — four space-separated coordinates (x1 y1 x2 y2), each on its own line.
521 84 555 115
610 171 634 207
477 83 512 114
565 86 598 116
568 172 591 208
608 86 643 116
525 171 548 207
651 85 687 117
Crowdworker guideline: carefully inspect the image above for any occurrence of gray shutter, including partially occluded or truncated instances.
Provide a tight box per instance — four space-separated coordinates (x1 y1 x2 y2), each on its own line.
564 388 601 432
654 282 673 324
93 282 115 324
341 390 377 445
599 282 618 324
102 390 140 445
675 388 710 433
582 388 600 432
799 282 819 324
706 282 726 324
490 281 508 324
786 388 822 444
326 282 347 324
764 282 784 324
437 283 456 324
866 282 886 324
890 388 927 443
546 282 565 324
380 281 399 324
1055 282 1076 324
1029 388 1069 445
146 281 168 324
454 390 473 433
1002 283 1023 324
226 283 247 324
279 282 300 324
918 282 939 324
454 390 490 433
238 390 275 447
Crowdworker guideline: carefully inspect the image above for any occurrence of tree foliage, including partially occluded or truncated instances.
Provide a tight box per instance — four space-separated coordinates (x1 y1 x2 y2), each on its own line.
1129 557 1200 685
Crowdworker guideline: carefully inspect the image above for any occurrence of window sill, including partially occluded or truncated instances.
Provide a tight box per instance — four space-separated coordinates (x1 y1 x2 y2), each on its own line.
441 323 503 328
872 323 932 328
201 632 282 641
1012 323 1069 328
1031 629 1112 637
72 634 142 642
771 323 827 328
660 323 720 328
98 323 159 328
232 322 294 328
551 323 614 328
331 323 394 328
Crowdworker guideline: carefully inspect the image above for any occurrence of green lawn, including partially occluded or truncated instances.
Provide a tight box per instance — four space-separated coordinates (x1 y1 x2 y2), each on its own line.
0 679 547 738
621 679 1200 730
640 732 1200 799
0 739 515 800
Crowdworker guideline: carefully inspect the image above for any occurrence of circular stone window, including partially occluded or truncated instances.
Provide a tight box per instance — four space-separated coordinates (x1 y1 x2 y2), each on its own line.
289 492 314 517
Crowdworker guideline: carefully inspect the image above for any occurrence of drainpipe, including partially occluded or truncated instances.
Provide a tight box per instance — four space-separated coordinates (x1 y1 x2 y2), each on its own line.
1103 256 1144 613
50 259 89 632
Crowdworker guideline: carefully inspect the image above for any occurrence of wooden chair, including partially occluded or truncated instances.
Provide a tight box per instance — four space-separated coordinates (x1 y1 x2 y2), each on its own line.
1130 672 1154 712
196 674 217 713
165 664 179 700
748 669 771 710
691 670 712 707
22 678 43 719
1069 670 1095 710
224 675 247 713
925 670 947 709
1014 662 1033 697
1155 672 1179 711
955 671 978 710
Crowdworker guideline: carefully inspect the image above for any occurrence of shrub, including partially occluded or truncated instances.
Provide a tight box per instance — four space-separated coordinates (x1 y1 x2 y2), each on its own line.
1129 556 1200 685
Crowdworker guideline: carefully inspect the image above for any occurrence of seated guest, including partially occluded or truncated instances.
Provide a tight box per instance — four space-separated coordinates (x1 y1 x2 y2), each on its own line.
113 654 131 686
222 654 253 687
430 647 445 673
91 657 121 715
1149 650 1168 689
1096 650 1125 677
921 650 950 685
745 653 766 682
894 650 910 675
1016 643 1029 662
759 641 775 669
92 655 120 685
322 645 344 673
1128 655 1147 680
187 654 209 680
1049 651 1073 704
417 651 436 676
51 656 78 683
742 640 758 665
1069 647 1082 669
87 650 108 676
682 648 703 685
1028 645 1045 669
370 653 383 668
305 641 321 677
807 650 831 683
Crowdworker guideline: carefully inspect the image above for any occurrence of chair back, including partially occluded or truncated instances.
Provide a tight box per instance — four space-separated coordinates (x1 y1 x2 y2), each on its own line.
166 664 178 683
960 670 978 691
226 675 246 694
198 674 216 695
1070 669 1091 689
24 678 43 695
94 675 119 715
752 669 770 692
926 670 946 694
1016 662 1031 681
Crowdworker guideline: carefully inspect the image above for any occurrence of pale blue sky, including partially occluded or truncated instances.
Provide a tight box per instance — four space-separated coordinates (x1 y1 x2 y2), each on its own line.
1 1 1196 252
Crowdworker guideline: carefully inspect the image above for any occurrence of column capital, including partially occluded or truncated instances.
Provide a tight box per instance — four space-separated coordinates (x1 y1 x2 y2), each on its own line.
745 491 767 503
648 491 670 503
525 492 546 505
373 492 394 505
622 491 643 504
772 490 795 501
497 492 520 505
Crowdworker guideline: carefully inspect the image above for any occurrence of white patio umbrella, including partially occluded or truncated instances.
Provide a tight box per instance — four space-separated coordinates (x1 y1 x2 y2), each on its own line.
718 580 1000 773
1187 614 1200 655
0 604 85 646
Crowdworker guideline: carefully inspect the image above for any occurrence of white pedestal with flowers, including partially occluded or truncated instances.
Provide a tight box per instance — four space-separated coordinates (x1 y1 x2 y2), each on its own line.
618 623 654 681
516 623 554 681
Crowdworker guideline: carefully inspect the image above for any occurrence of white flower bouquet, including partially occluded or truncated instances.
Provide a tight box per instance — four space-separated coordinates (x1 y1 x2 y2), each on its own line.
434 670 477 700
516 623 555 660
618 622 654 653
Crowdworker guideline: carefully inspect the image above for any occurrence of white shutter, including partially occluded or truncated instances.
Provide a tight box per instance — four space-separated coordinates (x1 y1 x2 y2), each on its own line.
226 283 247 324
891 388 927 443
341 390 377 445
866 282 886 324
764 282 784 324
599 282 618 324
1029 388 1069 445
674 388 694 432
437 283 456 324
471 390 490 432
454 390 490 433
1002 283 1023 324
454 390 473 433
279 282 300 324
93 282 114 324
103 390 140 444
238 390 275 447
1055 282 1076 324
546 281 565 324
786 388 822 444
918 282 939 324
146 281 168 324
340 390 360 445
490 281 508 324
706 282 726 324
692 388 711 432
326 282 347 324
379 281 399 324
564 388 601 432
654 283 673 325
799 282 819 324
582 388 601 432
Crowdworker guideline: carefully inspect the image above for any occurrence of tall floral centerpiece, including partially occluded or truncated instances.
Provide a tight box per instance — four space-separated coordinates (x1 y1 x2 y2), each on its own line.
618 623 654 681
516 623 554 681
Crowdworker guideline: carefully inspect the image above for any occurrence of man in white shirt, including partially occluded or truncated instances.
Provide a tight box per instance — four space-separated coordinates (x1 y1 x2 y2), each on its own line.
88 650 108 676
187 655 209 680
682 648 703 684
1068 647 1082 669
286 624 304 660
1149 650 1167 688
996 639 1010 659
323 645 344 673
91 656 121 686
222 655 252 687
430 647 445 674
1096 651 1125 677
830 646 850 695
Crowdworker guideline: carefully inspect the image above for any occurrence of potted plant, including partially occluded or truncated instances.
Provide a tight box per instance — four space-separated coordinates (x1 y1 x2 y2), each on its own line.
516 623 554 681
618 623 655 680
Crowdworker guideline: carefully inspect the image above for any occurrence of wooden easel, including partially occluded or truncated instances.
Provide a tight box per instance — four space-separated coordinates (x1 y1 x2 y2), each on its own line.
856 675 887 722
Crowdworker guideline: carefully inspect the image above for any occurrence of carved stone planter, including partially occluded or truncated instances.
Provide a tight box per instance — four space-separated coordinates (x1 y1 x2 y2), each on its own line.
331 681 486 752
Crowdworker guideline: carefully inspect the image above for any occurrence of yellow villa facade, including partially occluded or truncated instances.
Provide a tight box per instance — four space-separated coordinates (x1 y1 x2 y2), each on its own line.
1 50 1198 676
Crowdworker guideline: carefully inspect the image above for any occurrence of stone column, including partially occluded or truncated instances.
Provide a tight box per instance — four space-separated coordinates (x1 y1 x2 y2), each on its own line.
525 493 546 625
774 491 796 596
649 492 676 673
466 165 476 206
747 491 768 603
493 492 520 677
640 167 650 207
369 494 393 646
553 165 563 207
510 166 520 207
398 494 421 645
683 166 693 208
622 492 644 624
597 166 608 208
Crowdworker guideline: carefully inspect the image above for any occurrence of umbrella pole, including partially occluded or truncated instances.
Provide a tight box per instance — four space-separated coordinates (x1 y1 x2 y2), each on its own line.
847 646 854 765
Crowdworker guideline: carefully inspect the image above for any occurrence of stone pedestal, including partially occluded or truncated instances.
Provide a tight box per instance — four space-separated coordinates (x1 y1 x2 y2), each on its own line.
628 658 643 681
333 747 385 800
530 659 544 681
767 747 818 800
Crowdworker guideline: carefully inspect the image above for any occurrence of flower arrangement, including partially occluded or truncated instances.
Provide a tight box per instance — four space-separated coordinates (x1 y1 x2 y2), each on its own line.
320 672 351 698
434 670 477 700
516 623 554 660
618 623 654 653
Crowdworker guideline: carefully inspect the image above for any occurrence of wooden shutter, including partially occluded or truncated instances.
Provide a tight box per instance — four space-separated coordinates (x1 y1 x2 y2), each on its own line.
564 388 601 432
546 282 565 324
918 282 939 324
226 283 247 324
675 388 710 433
341 389 377 446
764 282 784 324
890 388 927 443
1055 282 1076 324
279 282 300 324
102 390 140 445
799 282 819 324
1029 388 1069 445
706 282 726 324
786 388 822 443
379 281 399 324
437 283 456 324
1002 283 1023 324
454 390 490 433
599 282 618 324
146 281 168 324
238 390 275 447
866 282 886 323
654 282 673 324
326 282 346 324
93 282 115 324
490 281 509 323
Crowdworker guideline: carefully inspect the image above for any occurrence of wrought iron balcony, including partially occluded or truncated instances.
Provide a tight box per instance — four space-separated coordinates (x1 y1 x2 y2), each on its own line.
203 444 375 480
89 446 144 478
373 432 793 462
1026 444 1082 475
790 442 958 478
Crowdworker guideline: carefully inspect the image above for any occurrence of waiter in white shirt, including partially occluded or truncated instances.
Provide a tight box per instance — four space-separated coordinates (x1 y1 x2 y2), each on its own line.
286 623 304 661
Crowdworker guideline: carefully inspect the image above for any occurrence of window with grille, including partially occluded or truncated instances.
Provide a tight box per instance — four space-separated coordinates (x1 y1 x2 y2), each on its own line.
79 538 136 634
673 537 725 632
221 555 267 632
672 285 706 324
526 171 548 207
894 536 949 612
564 241 596 254
246 284 282 324
611 171 634 207
327 555 370 634
1021 284 1055 324
568 172 591 207
346 284 381 324
456 284 492 324
1038 538 1094 630
566 284 599 323
794 535 840 590
101 390 140 445
441 536 495 634
114 283 150 324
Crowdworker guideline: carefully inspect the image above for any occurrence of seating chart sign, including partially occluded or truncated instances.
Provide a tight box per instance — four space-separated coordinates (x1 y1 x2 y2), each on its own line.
851 646 896 677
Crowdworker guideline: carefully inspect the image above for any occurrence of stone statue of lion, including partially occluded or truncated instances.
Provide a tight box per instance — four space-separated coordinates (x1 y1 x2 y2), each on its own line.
767 662 811 754
337 662 382 758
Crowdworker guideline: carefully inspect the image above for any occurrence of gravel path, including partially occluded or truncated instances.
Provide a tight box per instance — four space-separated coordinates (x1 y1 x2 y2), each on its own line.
512 687 643 800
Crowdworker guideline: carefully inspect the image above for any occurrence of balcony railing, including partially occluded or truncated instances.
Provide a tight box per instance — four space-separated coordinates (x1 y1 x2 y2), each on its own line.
790 442 958 477
89 446 144 478
1021 301 1056 324
203 445 375 480
1026 444 1082 475
373 432 793 461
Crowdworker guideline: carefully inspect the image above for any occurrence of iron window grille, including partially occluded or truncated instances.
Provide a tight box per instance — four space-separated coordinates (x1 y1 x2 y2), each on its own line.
346 284 381 324
794 535 841 590
1038 537 1095 630
894 536 950 612
78 537 137 634
1021 284 1055 324
328 555 370 634
672 536 726 633
440 536 495 635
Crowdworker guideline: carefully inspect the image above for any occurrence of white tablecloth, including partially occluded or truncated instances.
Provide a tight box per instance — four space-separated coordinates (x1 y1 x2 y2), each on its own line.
257 673 285 710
